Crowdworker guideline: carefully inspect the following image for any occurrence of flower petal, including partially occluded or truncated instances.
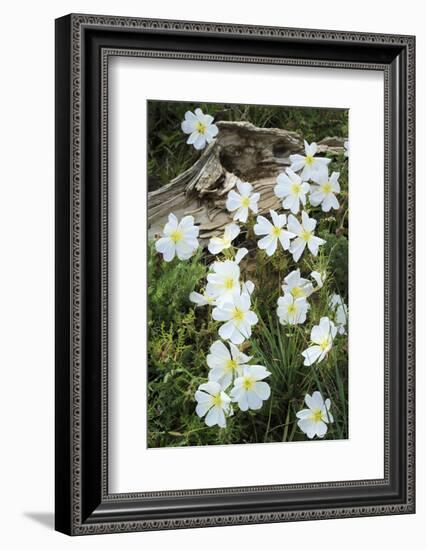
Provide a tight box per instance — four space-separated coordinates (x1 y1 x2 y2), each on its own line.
236 180 252 196
216 407 227 428
226 190 242 211
290 237 306 262
315 420 328 438
218 320 236 340
195 401 212 418
233 207 248 223
302 345 322 366
205 406 219 426
289 154 305 172
235 247 248 264
208 237 225 255
253 381 271 400
287 214 302 235
247 390 263 410
212 307 232 322
193 134 207 150
298 418 317 439
181 119 196 134
254 216 272 236
205 124 219 139
155 238 175 262
186 131 199 145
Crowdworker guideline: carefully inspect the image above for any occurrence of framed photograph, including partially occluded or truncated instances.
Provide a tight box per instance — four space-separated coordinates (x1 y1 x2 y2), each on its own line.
55 14 415 535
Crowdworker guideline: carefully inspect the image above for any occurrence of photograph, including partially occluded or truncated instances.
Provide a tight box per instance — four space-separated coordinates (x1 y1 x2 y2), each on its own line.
51 9 415 539
147 100 349 448
0 0 418 545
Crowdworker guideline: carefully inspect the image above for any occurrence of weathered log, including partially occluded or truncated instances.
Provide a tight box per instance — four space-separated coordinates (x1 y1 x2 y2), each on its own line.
148 120 345 240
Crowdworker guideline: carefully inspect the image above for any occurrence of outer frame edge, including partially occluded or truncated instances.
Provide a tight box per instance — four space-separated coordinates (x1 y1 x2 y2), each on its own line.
58 13 415 535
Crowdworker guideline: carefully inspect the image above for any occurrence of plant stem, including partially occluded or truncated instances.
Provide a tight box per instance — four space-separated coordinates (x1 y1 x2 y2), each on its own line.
282 406 291 442
289 413 298 441
264 396 273 442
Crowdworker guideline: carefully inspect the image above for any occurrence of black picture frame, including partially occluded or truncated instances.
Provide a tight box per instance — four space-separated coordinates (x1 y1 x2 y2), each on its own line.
55 13 415 535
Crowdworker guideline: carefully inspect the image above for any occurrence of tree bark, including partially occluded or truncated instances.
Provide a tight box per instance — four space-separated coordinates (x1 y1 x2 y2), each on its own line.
148 120 345 240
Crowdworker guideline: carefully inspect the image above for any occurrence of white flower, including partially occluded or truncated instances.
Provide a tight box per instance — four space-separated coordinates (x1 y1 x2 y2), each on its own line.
310 270 326 290
212 293 258 345
282 269 314 298
206 260 240 306
208 223 240 255
344 140 349 158
289 140 331 180
277 294 309 325
274 168 310 214
155 213 199 262
287 211 326 262
310 169 341 212
241 280 255 298
230 365 271 411
302 316 337 366
209 277 253 305
189 288 216 307
253 210 295 257
235 247 249 264
195 381 231 428
226 180 260 223
296 391 334 439
329 293 348 335
207 340 251 388
181 108 219 150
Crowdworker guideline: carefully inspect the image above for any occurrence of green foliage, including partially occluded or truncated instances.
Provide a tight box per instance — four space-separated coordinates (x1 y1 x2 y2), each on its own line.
250 298 348 442
147 242 206 326
320 232 349 300
147 243 208 447
147 243 241 447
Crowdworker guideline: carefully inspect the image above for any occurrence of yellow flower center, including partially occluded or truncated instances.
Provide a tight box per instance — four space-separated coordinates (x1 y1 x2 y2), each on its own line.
320 338 330 351
214 236 229 249
305 155 314 166
300 229 312 242
224 277 235 290
196 121 207 135
311 409 323 422
170 229 183 243
232 307 245 323
272 226 282 237
241 196 250 208
287 303 297 315
242 376 255 390
226 359 238 372
212 393 222 407
291 182 301 195
321 181 332 194
291 286 304 298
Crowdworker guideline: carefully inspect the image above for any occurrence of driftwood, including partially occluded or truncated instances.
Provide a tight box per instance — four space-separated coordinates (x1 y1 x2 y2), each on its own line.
148 121 345 240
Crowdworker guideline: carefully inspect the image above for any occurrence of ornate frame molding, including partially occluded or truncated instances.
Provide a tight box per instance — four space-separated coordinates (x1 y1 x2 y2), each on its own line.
55 14 415 535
